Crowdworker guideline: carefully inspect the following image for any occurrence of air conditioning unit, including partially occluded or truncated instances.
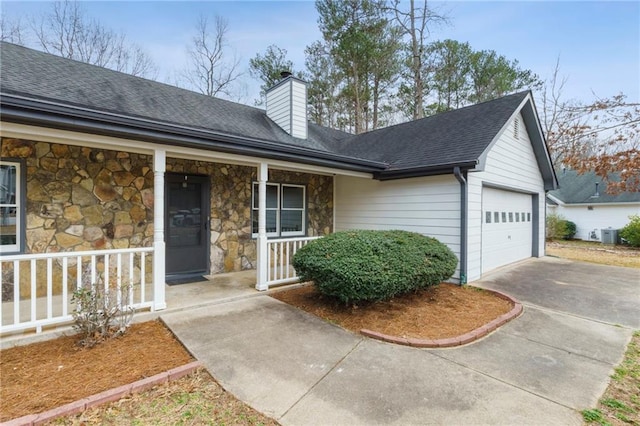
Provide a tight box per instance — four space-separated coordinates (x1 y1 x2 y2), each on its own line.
601 229 617 245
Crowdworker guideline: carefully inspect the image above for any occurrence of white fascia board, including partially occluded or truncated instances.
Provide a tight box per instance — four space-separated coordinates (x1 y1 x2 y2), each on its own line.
560 201 640 207
1 121 373 179
546 194 565 206
1 121 157 154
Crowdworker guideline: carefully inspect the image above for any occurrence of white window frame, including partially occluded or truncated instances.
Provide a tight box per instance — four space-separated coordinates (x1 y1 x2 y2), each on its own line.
280 184 306 237
0 160 22 253
252 182 306 238
252 182 280 238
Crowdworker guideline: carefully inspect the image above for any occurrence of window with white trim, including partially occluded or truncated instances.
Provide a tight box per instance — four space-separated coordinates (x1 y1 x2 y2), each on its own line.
0 160 22 253
252 183 306 237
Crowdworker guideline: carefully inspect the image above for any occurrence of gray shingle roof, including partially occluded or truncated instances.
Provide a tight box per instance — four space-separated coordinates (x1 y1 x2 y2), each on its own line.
1 42 545 178
549 169 640 204
0 42 346 153
328 92 529 171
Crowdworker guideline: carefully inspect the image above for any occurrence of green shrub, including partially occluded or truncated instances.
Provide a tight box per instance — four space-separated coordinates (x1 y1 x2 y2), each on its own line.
546 213 576 240
620 215 640 247
563 220 577 240
292 230 457 305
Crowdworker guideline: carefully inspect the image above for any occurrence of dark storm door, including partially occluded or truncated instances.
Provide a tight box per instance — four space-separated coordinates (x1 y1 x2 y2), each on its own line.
165 173 210 277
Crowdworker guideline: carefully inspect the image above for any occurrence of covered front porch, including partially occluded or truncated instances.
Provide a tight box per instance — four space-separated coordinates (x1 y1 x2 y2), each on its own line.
0 122 372 337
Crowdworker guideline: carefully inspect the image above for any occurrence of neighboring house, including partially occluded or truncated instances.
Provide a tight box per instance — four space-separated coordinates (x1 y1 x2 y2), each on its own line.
0 42 557 333
547 170 640 241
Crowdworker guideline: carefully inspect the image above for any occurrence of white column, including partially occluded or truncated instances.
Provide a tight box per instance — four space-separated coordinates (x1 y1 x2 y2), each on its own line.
256 162 269 291
152 149 167 310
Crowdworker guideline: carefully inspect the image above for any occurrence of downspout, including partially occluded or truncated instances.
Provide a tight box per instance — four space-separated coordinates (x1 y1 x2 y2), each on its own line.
453 167 468 285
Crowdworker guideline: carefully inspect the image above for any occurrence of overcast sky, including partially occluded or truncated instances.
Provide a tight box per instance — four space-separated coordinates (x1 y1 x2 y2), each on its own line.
3 1 639 107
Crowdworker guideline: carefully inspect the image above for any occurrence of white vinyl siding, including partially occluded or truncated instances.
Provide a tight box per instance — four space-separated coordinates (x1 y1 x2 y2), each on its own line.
266 78 307 139
291 82 308 139
335 174 462 282
549 203 640 241
467 112 545 281
266 84 291 134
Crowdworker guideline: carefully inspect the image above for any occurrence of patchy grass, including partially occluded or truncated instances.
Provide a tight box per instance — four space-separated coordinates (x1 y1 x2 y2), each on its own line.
582 331 640 425
547 240 640 269
52 369 278 426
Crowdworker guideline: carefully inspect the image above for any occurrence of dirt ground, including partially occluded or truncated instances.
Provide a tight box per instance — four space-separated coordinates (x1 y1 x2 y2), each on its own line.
271 283 513 340
546 240 640 269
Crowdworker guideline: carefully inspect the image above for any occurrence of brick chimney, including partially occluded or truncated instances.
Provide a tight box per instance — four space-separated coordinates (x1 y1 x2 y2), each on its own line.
266 71 308 140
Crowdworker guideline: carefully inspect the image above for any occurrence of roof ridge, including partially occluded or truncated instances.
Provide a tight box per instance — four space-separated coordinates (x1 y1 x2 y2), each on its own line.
0 41 267 116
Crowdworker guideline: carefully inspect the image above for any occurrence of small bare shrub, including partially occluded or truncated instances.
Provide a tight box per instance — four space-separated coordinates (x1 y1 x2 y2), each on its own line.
71 265 134 347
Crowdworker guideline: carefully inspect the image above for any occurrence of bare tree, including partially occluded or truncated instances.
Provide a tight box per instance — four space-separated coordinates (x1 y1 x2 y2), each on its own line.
541 59 640 193
1 15 25 44
389 0 449 120
183 15 242 98
30 0 156 78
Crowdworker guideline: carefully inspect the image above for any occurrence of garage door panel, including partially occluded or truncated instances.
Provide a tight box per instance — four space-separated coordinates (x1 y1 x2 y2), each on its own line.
482 187 532 273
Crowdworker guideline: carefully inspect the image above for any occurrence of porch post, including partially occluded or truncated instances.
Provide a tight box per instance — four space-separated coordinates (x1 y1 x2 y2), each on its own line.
256 162 269 291
152 149 167 310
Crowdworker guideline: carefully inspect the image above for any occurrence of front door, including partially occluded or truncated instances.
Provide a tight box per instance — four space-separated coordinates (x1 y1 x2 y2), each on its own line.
165 173 210 277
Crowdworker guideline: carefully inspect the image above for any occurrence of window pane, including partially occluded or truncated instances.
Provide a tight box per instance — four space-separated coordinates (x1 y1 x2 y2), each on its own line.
282 186 304 209
0 165 16 204
252 183 279 209
0 164 18 248
527 213 531 222
509 212 513 222
515 212 520 222
502 212 507 222
485 211 491 223
494 212 499 223
281 210 303 233
252 210 278 234
266 185 278 209
0 207 17 245
252 183 258 209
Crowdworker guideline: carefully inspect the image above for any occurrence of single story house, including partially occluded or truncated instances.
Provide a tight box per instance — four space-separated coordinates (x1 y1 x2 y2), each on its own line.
0 42 557 334
547 169 640 241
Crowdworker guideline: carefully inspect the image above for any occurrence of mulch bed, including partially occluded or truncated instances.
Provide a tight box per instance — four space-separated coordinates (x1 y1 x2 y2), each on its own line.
0 320 194 422
271 283 514 340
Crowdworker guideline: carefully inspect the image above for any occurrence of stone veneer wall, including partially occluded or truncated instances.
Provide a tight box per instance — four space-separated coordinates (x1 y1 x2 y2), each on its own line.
166 159 334 274
0 137 333 299
1 138 154 299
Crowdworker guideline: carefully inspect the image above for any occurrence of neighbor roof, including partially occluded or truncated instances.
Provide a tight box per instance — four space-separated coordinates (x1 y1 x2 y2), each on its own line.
549 169 640 204
0 42 553 183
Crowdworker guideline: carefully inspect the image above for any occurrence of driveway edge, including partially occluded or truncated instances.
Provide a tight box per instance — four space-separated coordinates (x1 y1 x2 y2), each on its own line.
361 289 523 348
3 361 203 426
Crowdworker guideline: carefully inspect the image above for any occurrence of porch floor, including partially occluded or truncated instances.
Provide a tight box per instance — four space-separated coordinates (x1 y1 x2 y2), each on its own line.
165 270 259 311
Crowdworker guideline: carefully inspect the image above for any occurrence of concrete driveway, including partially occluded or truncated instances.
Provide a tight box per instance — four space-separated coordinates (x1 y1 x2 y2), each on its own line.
162 257 639 425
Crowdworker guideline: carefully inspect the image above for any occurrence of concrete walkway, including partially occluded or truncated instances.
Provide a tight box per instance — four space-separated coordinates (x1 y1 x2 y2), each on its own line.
162 257 639 425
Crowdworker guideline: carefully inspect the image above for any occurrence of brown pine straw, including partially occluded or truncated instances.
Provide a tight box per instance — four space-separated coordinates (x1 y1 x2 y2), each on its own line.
1 320 194 422
271 283 514 340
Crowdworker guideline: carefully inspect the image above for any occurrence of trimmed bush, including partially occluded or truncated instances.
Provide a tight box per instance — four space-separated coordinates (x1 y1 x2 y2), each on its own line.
563 220 577 240
620 215 640 247
292 230 457 304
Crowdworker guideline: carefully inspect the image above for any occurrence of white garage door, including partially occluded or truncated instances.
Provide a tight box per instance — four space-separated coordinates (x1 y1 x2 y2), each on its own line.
481 187 533 273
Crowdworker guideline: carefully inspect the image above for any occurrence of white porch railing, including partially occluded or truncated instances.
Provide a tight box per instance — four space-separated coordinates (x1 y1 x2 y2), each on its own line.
266 236 319 287
1 247 154 335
